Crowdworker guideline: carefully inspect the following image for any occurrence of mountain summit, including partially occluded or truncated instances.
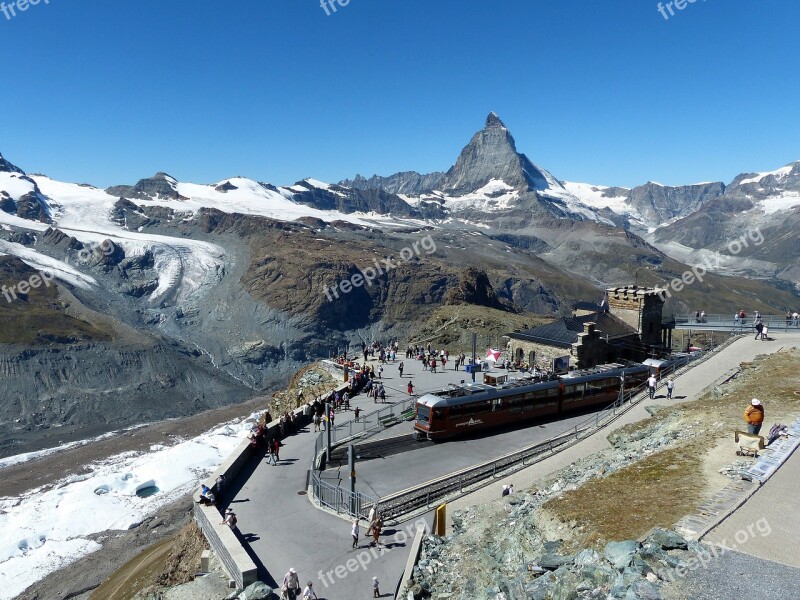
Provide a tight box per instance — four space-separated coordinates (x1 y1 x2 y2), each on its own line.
0 152 25 174
439 112 556 195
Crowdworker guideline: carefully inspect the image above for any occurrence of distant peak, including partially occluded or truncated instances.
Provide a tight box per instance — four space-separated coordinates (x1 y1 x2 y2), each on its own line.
485 112 506 129
0 152 25 174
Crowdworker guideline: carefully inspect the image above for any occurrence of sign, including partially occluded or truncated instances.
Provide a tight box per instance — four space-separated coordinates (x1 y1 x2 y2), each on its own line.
455 418 484 428
552 356 570 374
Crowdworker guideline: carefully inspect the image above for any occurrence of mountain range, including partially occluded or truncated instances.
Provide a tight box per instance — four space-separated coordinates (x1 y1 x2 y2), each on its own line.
1 113 798 455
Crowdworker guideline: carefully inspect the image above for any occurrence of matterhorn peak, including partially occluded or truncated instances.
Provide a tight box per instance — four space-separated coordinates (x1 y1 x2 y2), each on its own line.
485 112 506 129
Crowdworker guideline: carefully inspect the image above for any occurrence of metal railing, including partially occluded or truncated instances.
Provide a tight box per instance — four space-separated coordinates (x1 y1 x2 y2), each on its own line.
375 336 739 522
308 397 418 518
670 313 798 330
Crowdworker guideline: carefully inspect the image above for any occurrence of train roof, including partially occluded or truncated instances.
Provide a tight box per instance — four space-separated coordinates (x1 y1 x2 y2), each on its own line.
417 377 560 408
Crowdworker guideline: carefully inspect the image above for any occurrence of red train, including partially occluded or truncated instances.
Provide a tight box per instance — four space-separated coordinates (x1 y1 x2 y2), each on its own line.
414 362 657 441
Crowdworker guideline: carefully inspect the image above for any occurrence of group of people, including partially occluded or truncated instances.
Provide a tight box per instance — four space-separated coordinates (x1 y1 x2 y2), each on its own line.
351 505 385 549
646 374 676 400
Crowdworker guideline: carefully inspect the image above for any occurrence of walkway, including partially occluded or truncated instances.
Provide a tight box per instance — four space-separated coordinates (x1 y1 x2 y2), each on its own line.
228 356 503 598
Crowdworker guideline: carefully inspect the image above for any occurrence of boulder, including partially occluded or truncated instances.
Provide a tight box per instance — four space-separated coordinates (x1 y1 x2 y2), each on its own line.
623 579 661 599
238 582 274 600
524 572 556 600
604 541 640 569
648 529 688 550
538 554 575 570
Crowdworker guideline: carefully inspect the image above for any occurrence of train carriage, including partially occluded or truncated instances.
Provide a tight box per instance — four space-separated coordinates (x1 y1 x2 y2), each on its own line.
414 363 650 441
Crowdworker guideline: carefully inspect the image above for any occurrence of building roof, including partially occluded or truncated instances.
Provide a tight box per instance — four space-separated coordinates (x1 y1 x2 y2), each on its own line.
507 312 637 348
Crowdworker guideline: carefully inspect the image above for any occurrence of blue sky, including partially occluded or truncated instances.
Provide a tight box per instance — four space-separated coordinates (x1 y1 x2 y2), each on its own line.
3 0 799 189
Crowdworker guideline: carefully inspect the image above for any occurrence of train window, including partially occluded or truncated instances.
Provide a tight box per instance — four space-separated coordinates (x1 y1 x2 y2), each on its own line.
433 409 445 421
417 406 430 423
586 381 603 396
508 397 523 413
564 384 584 402
492 399 503 411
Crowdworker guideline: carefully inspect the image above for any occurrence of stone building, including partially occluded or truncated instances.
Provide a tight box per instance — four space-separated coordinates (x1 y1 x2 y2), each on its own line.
505 286 670 371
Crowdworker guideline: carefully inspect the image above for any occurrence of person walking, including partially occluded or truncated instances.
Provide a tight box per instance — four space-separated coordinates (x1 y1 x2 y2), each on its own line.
372 577 380 598
354 406 361 421
744 398 765 435
267 441 278 466
378 364 383 379
398 361 404 377
302 581 318 600
371 515 383 546
351 518 360 549
666 379 675 400
755 319 764 340
283 568 301 600
407 381 414 395
272 438 281 462
647 374 657 399
221 508 238 530
313 411 321 432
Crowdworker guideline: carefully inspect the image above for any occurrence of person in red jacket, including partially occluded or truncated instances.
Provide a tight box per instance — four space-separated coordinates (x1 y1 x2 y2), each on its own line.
744 398 764 435
407 381 414 394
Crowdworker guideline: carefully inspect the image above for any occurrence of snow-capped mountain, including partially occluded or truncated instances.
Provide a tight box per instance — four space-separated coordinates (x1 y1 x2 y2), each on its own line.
344 113 620 226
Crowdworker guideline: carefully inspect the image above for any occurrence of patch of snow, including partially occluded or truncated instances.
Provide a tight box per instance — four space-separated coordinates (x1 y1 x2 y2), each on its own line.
0 239 98 289
757 192 800 215
739 165 794 186
0 414 260 599
303 178 331 190
0 172 36 201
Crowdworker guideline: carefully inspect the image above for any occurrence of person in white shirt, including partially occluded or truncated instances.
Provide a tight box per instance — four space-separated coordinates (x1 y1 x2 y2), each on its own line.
666 379 675 400
647 375 657 399
351 518 360 549
302 582 318 599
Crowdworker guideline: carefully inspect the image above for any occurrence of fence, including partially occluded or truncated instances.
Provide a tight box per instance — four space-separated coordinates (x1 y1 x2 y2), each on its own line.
308 396 418 518
375 336 739 522
671 313 797 330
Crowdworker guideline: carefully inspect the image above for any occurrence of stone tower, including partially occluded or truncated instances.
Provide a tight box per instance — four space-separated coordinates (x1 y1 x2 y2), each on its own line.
606 286 666 348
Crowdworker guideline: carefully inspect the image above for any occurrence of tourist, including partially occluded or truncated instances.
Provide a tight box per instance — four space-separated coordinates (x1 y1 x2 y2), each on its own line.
408 381 414 394
666 379 675 400
794 311 799 326
501 484 510 497
313 411 321 432
379 384 386 403
197 484 215 506
372 515 383 546
372 576 380 598
378 365 383 379
267 441 278 466
283 568 301 600
430 358 437 373
647 374 657 399
398 361 404 377
744 398 764 435
755 319 764 340
272 438 281 462
302 581 318 600
351 518 360 549
221 508 238 530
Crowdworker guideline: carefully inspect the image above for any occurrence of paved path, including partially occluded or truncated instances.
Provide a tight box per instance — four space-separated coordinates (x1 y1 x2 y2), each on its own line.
704 437 800 567
228 356 504 599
